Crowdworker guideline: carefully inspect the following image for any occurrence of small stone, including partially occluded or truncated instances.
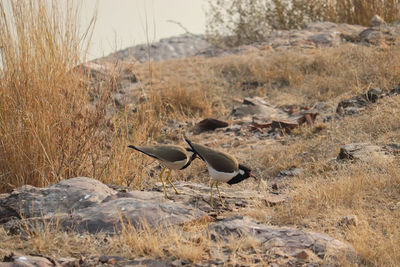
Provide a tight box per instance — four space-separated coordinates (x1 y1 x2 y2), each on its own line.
195 118 228 132
278 167 303 177
171 259 182 266
99 255 109 263
272 183 279 191
296 250 310 260
370 15 385 27
59 257 79 267
339 215 359 227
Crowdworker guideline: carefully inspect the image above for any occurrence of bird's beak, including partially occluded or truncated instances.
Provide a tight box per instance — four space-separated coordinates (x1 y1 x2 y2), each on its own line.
250 172 257 180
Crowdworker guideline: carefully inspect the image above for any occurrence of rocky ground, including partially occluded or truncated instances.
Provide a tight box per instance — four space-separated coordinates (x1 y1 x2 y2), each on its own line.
1 17 400 266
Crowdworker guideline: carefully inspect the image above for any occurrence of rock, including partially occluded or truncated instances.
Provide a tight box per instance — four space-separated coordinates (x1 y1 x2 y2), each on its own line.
389 83 400 96
337 143 399 163
336 88 383 115
123 259 170 267
358 26 399 46
107 34 212 63
62 193 205 234
308 32 340 45
162 182 288 211
0 254 171 267
231 97 319 136
1 253 59 267
338 215 359 227
0 178 206 235
0 177 116 224
58 257 80 267
370 15 386 27
209 216 356 265
241 81 264 90
231 97 289 121
195 118 229 132
295 249 316 260
76 62 112 81
278 167 304 178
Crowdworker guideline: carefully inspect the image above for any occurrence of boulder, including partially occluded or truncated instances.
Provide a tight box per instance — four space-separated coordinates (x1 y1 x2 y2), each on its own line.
0 178 206 235
336 88 383 115
0 253 58 267
0 253 170 267
62 192 205 234
0 177 116 224
209 216 356 265
108 34 212 62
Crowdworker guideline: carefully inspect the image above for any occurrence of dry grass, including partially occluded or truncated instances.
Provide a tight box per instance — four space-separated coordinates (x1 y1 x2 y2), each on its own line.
0 0 103 190
109 47 400 265
1 1 400 265
0 216 257 265
256 96 400 265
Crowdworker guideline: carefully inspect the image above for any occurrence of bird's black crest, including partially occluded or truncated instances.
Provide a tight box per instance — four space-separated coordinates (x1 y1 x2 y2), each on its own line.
180 147 197 170
184 139 205 161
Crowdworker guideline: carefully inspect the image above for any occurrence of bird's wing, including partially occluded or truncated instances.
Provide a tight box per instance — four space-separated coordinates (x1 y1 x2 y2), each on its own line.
129 145 187 162
185 140 238 172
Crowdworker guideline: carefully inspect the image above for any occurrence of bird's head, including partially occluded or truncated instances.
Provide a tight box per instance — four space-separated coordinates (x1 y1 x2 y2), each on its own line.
238 164 256 180
227 164 256 185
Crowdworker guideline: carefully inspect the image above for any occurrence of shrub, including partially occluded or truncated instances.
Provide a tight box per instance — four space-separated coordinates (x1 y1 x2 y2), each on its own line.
206 0 400 46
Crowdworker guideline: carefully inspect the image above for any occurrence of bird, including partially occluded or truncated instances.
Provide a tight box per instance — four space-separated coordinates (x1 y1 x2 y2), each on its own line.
128 144 197 199
184 138 256 207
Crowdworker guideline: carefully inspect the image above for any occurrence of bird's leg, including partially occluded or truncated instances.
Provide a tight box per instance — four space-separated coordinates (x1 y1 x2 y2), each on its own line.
165 169 180 195
210 181 215 208
159 167 169 199
215 182 226 207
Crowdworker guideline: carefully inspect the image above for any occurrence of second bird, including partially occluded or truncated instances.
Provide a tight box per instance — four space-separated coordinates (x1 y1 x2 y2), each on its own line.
128 144 196 199
184 139 256 207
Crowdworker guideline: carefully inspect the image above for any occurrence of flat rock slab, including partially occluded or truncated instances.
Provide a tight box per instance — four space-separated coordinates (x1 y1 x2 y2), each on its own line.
152 182 288 213
107 34 212 62
1 178 205 235
231 97 289 121
63 194 205 234
0 254 59 267
0 253 170 267
0 177 116 224
209 216 356 265
337 143 399 163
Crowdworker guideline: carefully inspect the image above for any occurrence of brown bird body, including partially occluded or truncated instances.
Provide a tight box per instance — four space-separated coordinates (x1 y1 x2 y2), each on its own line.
128 144 196 198
131 145 190 170
185 139 255 207
187 142 239 174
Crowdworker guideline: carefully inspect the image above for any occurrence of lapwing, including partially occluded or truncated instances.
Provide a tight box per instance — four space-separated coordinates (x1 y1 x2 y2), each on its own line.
128 144 197 199
184 139 256 207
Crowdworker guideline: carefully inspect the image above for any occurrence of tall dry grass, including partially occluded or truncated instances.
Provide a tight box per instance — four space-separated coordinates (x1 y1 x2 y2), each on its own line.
0 0 104 191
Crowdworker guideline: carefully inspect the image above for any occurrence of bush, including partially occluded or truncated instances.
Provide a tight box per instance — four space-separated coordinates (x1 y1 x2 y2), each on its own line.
206 0 400 47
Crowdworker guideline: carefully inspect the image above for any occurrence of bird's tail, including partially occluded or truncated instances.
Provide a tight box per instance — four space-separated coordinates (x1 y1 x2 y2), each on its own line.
127 145 158 160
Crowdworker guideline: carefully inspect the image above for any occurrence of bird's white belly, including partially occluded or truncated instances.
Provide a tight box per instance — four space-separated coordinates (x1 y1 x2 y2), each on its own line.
208 166 238 182
162 159 187 170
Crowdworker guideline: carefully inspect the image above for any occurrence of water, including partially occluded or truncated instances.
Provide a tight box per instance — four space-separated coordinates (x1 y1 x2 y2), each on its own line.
81 0 207 60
